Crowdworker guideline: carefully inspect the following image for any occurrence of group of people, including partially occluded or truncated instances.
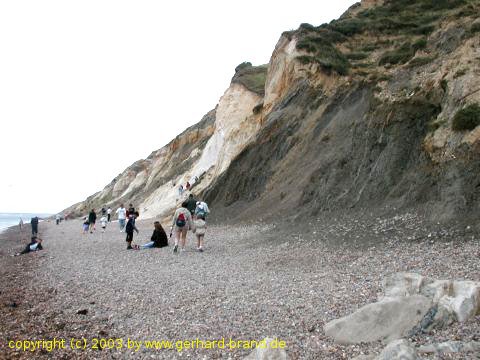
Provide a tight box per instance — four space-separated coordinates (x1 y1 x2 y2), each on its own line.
82 206 113 234
15 194 211 256
116 194 210 253
171 194 209 253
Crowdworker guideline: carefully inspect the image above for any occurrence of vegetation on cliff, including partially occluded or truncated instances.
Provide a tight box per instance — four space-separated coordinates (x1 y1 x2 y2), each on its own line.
231 62 268 96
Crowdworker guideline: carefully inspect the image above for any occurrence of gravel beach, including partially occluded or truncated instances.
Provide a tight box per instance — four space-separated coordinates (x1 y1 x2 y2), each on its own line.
1 210 479 359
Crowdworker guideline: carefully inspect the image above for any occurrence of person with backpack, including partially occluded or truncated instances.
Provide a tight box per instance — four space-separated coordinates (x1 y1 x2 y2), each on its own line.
171 201 194 253
195 201 210 219
125 213 139 250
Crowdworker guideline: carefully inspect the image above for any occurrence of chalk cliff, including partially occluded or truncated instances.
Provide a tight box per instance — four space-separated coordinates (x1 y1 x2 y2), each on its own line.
65 0 480 223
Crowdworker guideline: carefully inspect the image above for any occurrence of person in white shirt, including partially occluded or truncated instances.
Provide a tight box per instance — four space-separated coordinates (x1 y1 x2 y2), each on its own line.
107 207 112 222
100 216 107 232
195 201 210 218
116 204 127 232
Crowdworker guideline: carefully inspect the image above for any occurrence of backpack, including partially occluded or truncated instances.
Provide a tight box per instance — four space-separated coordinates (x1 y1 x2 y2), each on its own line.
196 207 206 218
176 212 186 228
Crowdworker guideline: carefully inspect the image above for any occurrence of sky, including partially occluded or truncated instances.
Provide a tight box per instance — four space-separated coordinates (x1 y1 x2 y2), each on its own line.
0 0 357 214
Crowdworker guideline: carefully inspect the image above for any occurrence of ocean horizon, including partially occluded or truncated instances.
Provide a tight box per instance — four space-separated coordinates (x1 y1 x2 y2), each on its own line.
0 212 52 232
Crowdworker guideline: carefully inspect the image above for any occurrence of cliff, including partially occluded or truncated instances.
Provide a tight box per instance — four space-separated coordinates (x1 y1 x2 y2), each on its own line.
65 0 480 223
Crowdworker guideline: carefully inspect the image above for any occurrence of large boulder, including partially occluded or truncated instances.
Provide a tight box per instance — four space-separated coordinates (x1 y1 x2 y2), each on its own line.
376 339 421 360
243 338 288 360
324 295 432 344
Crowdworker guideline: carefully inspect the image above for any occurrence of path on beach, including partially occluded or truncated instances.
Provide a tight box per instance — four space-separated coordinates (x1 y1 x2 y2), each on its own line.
1 213 479 359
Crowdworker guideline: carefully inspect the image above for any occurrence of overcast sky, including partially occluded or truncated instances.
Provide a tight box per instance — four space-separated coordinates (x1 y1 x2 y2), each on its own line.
0 0 356 214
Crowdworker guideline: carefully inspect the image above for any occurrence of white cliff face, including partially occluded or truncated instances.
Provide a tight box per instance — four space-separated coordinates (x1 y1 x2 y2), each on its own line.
140 83 262 219
264 36 300 110
193 83 262 178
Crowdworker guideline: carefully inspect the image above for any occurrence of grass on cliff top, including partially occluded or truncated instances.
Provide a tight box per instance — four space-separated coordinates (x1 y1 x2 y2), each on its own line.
231 63 268 96
296 36 350 75
452 103 480 131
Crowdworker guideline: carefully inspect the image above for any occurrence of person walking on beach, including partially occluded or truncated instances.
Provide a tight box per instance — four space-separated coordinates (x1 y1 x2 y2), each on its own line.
193 214 207 252
125 213 139 250
134 221 168 249
30 216 39 236
195 200 210 219
171 201 194 253
185 194 197 216
88 209 97 233
116 204 126 232
126 204 136 219
100 215 107 233
82 217 89 234
107 207 112 222
55 214 61 225
19 218 24 230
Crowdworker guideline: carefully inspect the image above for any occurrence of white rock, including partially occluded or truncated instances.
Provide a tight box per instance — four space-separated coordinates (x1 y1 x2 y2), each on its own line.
420 280 452 303
324 295 432 344
376 339 421 360
382 273 425 298
418 340 480 353
439 281 480 322
243 338 288 360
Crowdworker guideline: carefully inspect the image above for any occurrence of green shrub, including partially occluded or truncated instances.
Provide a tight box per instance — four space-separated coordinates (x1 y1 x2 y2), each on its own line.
454 68 468 78
379 42 416 65
471 21 480 33
346 52 369 60
361 44 379 52
296 37 350 75
412 38 428 51
299 23 316 31
409 25 436 35
329 18 367 36
235 62 252 72
440 79 448 92
232 64 268 95
452 103 480 131
407 56 436 67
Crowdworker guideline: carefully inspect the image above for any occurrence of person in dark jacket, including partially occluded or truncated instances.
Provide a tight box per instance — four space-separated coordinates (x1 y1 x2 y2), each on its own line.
30 216 39 235
134 221 168 249
185 194 197 215
125 213 139 250
15 236 43 256
88 209 97 233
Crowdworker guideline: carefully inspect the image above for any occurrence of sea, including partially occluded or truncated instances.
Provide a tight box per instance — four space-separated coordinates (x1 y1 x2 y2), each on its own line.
0 213 52 233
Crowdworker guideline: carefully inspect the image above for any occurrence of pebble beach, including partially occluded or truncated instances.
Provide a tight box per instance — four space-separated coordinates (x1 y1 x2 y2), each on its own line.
1 211 479 359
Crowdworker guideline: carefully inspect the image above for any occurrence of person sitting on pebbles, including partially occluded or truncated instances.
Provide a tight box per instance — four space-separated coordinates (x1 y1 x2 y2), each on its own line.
132 221 168 250
14 236 43 256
